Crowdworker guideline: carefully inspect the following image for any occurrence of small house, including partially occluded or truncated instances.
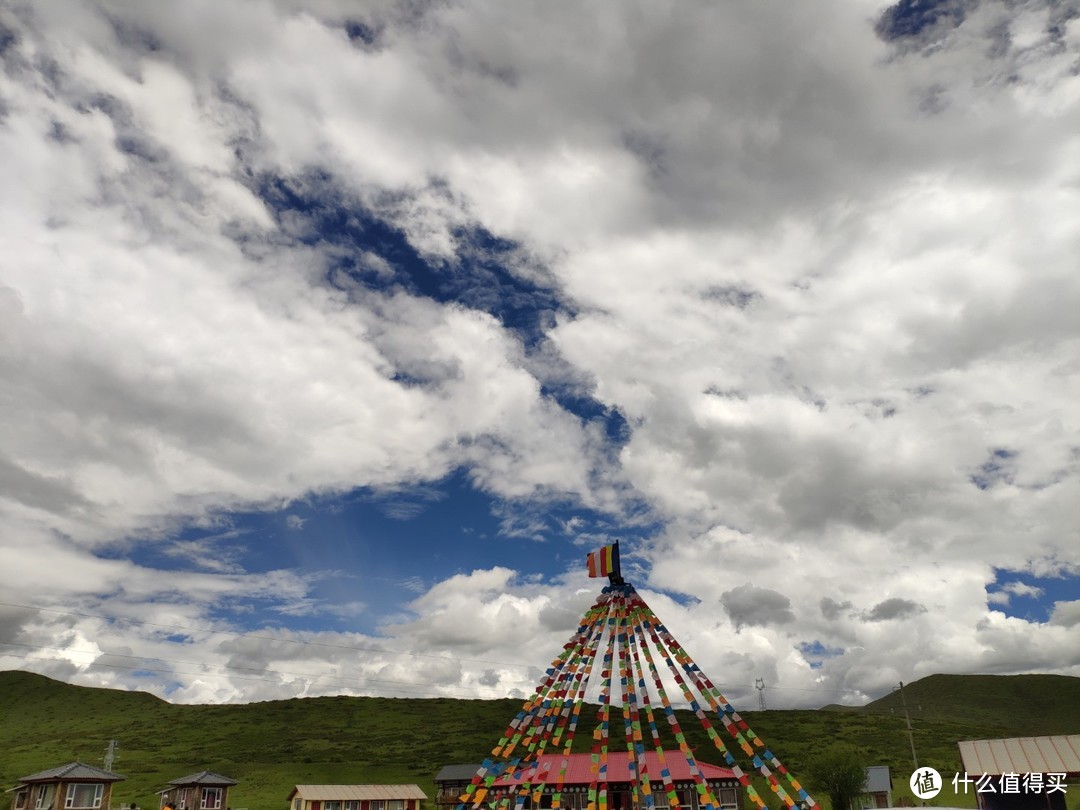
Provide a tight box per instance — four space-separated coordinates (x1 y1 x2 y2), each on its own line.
957 734 1079 810
855 767 891 809
434 766 487 810
9 763 124 810
287 785 427 810
159 771 238 810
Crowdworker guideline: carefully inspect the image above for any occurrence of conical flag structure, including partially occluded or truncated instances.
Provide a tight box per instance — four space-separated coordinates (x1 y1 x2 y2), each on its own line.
457 551 817 810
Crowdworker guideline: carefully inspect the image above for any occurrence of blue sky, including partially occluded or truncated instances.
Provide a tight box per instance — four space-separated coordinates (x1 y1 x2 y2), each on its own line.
0 0 1078 710
145 473 651 637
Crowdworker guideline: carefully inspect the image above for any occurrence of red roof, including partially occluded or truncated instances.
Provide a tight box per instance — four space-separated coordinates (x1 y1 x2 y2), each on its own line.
491 753 735 786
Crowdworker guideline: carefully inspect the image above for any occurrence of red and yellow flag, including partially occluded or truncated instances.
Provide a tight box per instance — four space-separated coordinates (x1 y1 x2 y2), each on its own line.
587 543 616 578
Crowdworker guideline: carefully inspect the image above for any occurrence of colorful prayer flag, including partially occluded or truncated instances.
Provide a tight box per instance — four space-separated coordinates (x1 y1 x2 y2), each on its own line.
587 544 617 577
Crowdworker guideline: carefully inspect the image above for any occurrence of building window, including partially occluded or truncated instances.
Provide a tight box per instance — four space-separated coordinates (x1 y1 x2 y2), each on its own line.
294 800 301 810
325 802 341 810
65 785 104 810
15 790 29 810
201 789 222 810
36 785 57 810
387 802 404 810
717 788 737 809
344 802 359 810
371 802 385 810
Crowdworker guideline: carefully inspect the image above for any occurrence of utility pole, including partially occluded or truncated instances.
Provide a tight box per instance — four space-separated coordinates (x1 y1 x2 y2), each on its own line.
755 678 767 710
103 740 119 810
895 682 918 768
103 739 118 771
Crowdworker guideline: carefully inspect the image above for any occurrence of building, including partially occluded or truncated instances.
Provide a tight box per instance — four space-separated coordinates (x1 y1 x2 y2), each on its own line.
159 771 238 810
435 753 742 810
957 734 1079 810
855 767 891 809
9 763 125 810
435 766 488 810
287 785 428 810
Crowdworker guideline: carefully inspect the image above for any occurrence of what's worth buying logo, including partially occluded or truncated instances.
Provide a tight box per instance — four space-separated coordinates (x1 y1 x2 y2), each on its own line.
910 767 942 799
909 767 1070 799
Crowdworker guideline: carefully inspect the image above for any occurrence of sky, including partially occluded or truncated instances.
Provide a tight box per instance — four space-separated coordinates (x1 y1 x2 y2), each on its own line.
0 0 1078 713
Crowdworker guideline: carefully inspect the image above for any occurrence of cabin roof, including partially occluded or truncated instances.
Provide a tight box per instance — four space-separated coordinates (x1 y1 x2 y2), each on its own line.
288 785 428 802
168 771 238 787
958 735 1080 777
17 763 125 784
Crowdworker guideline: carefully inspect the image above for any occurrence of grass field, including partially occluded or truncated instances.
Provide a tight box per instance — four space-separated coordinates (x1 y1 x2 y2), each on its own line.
1 671 1077 810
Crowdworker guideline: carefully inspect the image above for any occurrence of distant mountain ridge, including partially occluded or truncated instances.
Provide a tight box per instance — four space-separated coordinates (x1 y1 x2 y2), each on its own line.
1 670 1076 810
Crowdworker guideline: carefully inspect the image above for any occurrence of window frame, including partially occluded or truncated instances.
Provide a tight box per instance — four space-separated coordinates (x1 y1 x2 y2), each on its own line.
36 785 57 810
64 784 104 810
717 788 737 809
201 789 223 810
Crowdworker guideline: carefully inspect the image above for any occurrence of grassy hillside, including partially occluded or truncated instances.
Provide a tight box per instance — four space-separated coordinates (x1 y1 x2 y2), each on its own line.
853 673 1080 733
1 671 1077 810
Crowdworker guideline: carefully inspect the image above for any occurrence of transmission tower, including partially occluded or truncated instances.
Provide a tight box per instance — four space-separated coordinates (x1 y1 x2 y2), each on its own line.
755 677 767 710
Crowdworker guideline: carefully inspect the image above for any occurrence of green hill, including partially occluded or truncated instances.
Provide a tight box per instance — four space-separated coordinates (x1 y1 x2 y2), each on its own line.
852 673 1080 733
1 670 1076 810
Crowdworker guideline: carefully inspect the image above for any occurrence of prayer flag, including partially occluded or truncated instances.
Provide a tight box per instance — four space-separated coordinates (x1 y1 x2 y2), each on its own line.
587 543 617 577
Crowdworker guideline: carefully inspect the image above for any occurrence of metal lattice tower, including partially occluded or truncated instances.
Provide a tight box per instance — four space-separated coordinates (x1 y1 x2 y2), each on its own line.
755 678 767 711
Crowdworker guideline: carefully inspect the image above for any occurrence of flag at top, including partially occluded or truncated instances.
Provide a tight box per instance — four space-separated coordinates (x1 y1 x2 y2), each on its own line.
587 542 617 578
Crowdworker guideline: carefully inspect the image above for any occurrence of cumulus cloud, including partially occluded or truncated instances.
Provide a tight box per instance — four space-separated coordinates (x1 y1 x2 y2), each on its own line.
0 0 1079 708
720 585 796 630
1049 601 1080 629
1001 581 1046 599
821 598 856 622
862 598 928 623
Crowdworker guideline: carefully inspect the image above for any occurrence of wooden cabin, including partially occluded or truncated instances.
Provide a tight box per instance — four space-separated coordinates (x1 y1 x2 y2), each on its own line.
159 771 238 810
10 763 124 810
434 766 486 810
856 767 892 810
287 785 428 810
958 735 1079 810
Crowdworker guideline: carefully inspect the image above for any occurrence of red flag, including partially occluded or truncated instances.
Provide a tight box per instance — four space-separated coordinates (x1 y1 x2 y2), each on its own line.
587 544 616 577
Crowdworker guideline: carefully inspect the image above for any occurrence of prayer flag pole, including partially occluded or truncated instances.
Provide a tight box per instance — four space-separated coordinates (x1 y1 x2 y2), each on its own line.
609 540 624 586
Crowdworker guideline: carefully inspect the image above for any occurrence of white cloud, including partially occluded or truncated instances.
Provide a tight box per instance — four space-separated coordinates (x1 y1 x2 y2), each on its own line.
1000 581 1046 599
1049 600 1080 629
0 0 1078 709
